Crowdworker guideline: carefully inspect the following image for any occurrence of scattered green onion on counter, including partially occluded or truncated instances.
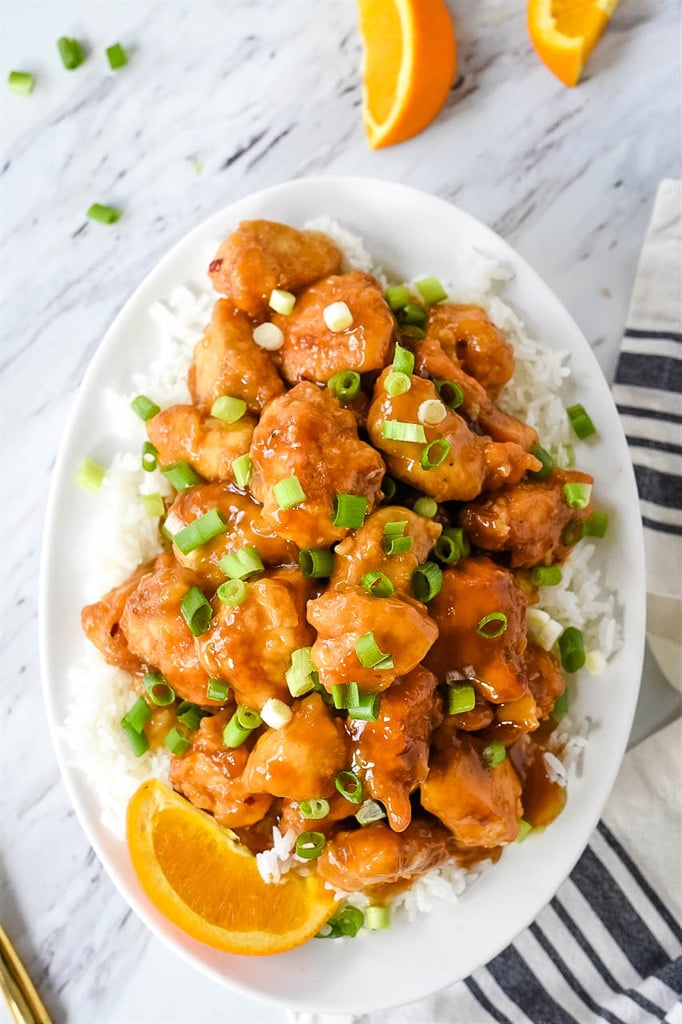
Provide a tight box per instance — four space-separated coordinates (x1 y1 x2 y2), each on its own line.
87 203 122 225
8 71 35 96
106 42 128 70
57 36 85 70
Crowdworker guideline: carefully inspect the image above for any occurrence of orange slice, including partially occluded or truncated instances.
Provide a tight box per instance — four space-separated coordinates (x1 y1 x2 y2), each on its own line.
527 0 621 87
126 779 337 956
357 0 457 149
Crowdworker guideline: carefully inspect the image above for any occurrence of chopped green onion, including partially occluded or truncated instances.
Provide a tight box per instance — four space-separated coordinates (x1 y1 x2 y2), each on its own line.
385 284 411 311
223 709 257 748
172 508 228 555
356 801 387 826
420 438 451 470
567 403 597 439
206 678 230 703
331 681 360 710
299 548 334 579
324 301 353 332
476 612 508 639
8 71 35 96
561 443 576 468
383 519 407 537
161 461 201 491
434 526 470 565
392 342 415 376
57 36 85 70
76 457 105 492
231 453 253 489
562 520 585 547
176 701 206 731
347 691 381 721
261 697 293 729
219 545 264 580
210 396 247 423
563 482 592 510
411 562 443 602
384 370 412 396
286 647 318 697
122 697 152 734
517 819 533 843
299 798 330 820
418 399 447 426
143 671 176 707
415 276 447 306
584 511 608 537
180 586 213 636
332 493 368 529
413 496 438 518
381 476 397 502
121 721 149 757
559 627 586 673
361 571 395 598
236 705 262 730
334 770 364 804
273 475 306 510
382 420 427 444
333 906 365 937
164 726 191 756
365 905 391 931
106 42 127 70
447 684 476 715
530 565 563 587
482 741 506 767
551 690 569 722
216 578 248 606
399 303 427 326
328 370 361 402
142 493 165 517
529 444 554 480
141 442 158 472
269 288 296 315
295 831 326 860
384 535 412 556
86 203 121 225
253 322 284 351
355 632 393 669
434 379 464 410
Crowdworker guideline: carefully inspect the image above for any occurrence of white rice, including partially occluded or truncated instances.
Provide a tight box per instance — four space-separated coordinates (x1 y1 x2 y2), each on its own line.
65 222 622 911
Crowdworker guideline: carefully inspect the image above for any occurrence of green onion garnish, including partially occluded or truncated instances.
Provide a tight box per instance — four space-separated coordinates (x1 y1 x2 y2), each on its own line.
328 370 361 402
142 493 165 517
331 681 360 710
563 482 592 510
86 203 121 225
361 571 395 598
8 71 35 96
173 508 228 555
299 548 334 578
530 565 563 587
299 798 330 820
161 461 201 491
385 284 410 311
347 691 381 721
562 520 585 547
106 42 128 69
274 475 306 510
269 288 296 315
295 831 326 860
551 690 569 722
382 420 427 444
365 905 391 931
122 697 152 734
529 444 554 480
476 612 508 638
413 496 438 518
164 726 191 756
76 457 105 492
143 671 176 707
180 586 213 636
219 545 264 580
176 701 206 731
381 476 397 502
222 706 261 747
415 276 447 306
216 578 248 606
355 801 387 826
57 36 85 70
420 438 451 470
334 770 363 804
332 906 365 937
517 819 533 843
210 395 247 423
399 303 427 326
559 627 585 673
447 684 476 715
567 403 597 440
392 342 415 376
231 453 253 489
355 632 393 669
121 721 149 757
434 379 464 410
141 441 158 472
482 741 506 767
384 370 412 397
382 520 411 556
584 511 608 537
236 705 262 730
433 526 470 565
332 493 368 529
286 647 318 697
206 678 229 702
411 561 443 602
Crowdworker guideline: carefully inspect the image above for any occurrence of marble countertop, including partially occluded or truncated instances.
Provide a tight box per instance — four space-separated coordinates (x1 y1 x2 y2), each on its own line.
1 1 680 1021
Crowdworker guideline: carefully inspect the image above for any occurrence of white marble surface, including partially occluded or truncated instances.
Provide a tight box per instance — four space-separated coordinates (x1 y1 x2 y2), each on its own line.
1 1 680 1022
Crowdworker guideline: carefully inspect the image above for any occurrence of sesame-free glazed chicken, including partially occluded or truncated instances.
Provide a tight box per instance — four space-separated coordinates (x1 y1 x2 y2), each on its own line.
147 404 255 483
426 303 515 399
81 561 152 672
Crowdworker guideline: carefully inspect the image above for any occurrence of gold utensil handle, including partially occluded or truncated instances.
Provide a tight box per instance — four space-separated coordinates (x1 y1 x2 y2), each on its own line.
0 926 52 1024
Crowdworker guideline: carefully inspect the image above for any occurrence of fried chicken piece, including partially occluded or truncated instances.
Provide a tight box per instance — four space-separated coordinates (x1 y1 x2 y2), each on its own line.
249 382 385 549
188 299 285 413
330 506 441 597
169 710 272 827
279 792 357 837
208 220 342 318
308 584 439 693
525 643 565 721
81 561 152 671
460 470 594 568
244 694 349 801
349 665 441 832
484 691 540 745
421 722 522 847
197 568 314 710
274 270 394 384
147 405 255 483
316 819 452 893
367 369 539 503
425 557 529 704
120 554 211 704
166 482 297 587
427 304 515 399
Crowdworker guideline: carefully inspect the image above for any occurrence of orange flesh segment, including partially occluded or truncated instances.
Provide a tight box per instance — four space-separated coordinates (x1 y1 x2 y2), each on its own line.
527 0 621 86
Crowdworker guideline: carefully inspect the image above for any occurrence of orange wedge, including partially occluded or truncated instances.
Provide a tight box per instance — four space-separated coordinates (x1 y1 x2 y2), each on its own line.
126 780 337 956
528 0 621 86
357 0 457 149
